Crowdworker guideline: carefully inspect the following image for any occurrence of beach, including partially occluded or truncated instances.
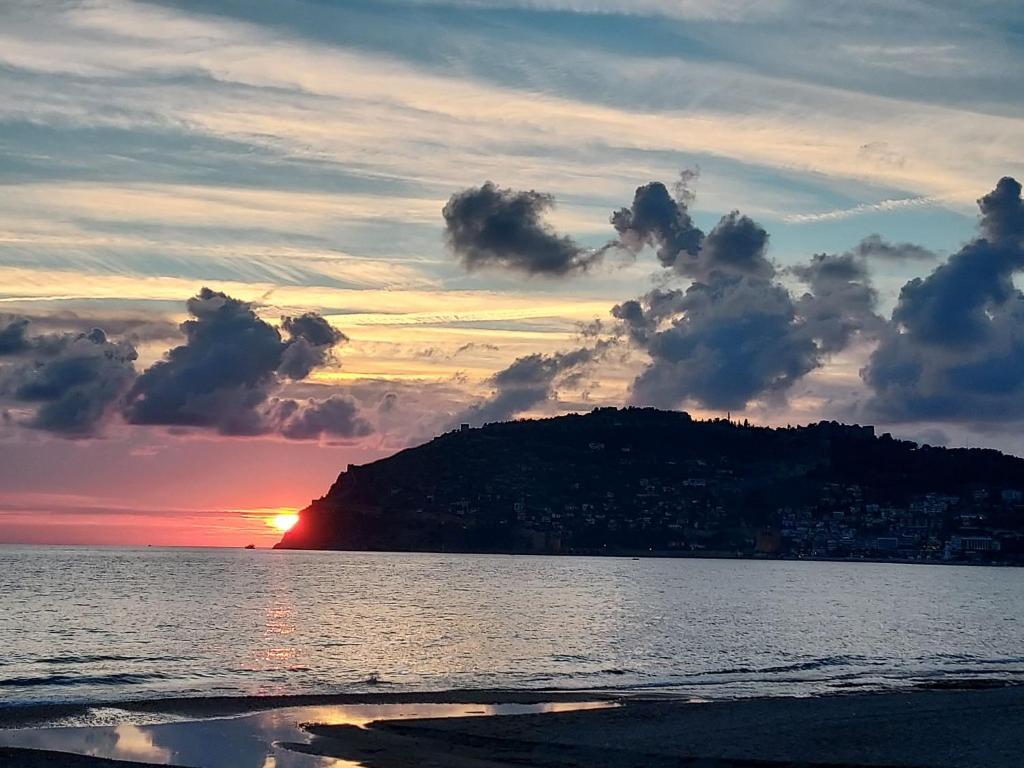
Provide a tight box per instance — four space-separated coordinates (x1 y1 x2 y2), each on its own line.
295 686 1024 767
3 685 1023 767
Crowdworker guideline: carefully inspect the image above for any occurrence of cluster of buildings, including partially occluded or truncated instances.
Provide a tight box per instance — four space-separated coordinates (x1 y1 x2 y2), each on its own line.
428 460 1024 562
767 485 1024 562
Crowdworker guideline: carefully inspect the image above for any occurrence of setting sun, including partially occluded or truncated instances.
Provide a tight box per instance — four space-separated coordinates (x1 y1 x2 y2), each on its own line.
270 513 300 532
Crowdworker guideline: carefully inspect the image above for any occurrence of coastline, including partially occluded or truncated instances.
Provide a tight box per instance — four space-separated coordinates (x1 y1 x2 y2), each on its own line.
3 685 1024 767
0 689 617 730
271 545 1022 567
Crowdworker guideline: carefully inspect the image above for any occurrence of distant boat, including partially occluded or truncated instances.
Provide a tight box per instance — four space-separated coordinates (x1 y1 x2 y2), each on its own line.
244 544 256 549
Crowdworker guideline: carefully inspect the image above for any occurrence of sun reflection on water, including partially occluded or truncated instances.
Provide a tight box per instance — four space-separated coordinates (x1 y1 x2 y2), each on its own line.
0 701 615 768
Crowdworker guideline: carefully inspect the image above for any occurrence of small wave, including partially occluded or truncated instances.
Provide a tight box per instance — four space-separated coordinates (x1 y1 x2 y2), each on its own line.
0 672 172 688
911 677 1018 691
32 654 189 666
709 655 883 676
945 657 1024 667
550 654 591 663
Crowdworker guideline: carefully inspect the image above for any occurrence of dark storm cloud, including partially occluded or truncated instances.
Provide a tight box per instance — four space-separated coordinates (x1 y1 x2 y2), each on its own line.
0 293 371 440
443 182 601 276
792 252 885 353
625 277 820 410
863 176 1024 424
853 234 935 261
0 311 182 344
978 176 1024 243
612 288 686 345
268 395 374 441
610 181 704 270
282 313 346 347
619 251 884 410
278 313 347 379
608 174 889 411
698 211 773 281
455 344 608 426
124 288 345 435
890 238 1016 348
610 298 648 342
0 317 31 355
0 327 138 437
609 175 805 409
609 177 774 283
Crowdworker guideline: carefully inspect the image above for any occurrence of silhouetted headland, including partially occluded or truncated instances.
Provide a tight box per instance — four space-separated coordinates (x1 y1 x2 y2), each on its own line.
276 408 1024 563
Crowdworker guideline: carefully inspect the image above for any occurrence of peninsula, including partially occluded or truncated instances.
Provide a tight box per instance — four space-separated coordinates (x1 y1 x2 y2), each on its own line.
276 408 1024 562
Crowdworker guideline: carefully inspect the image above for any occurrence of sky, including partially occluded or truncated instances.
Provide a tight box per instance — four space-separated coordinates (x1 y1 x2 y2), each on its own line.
1 0 1023 546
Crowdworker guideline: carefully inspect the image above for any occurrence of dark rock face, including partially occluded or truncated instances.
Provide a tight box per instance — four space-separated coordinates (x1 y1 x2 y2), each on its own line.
276 408 1024 561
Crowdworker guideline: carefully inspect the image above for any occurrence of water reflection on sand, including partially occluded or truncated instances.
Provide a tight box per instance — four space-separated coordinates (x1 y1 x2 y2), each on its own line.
0 701 614 767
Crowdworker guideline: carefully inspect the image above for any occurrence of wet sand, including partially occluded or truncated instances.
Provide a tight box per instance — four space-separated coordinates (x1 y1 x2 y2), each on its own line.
294 686 1024 768
0 689 611 729
3 686 1024 767
0 749 173 767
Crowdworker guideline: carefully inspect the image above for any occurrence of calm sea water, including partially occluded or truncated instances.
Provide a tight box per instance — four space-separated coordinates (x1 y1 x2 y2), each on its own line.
1 546 1023 708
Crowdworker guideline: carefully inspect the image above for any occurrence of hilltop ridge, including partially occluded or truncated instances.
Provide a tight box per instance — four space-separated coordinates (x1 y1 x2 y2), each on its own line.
276 408 1024 562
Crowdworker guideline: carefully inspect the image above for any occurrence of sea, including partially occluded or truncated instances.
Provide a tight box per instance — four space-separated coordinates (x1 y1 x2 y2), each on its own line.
2 546 1023 710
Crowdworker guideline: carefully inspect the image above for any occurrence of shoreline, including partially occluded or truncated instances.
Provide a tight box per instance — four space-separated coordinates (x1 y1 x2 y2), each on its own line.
3 543 1019 568
2 677 1020 729
2 686 1024 767
0 688 620 730
271 545 1023 568
294 686 1024 767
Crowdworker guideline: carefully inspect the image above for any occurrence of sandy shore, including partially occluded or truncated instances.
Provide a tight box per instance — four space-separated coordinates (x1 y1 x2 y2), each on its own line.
293 686 1024 768
3 686 1024 767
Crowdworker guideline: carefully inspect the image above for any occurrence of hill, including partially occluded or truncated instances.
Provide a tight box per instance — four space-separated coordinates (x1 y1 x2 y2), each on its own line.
275 408 1024 562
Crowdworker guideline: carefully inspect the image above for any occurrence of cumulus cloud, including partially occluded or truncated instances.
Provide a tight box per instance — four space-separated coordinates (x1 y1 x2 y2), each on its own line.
978 176 1024 243
610 181 704 270
698 211 773 280
609 173 888 411
610 176 774 283
0 311 181 344
792 252 885 353
853 234 935 261
612 288 686 345
862 176 1024 424
443 182 601 275
623 278 819 410
0 326 137 437
455 344 609 426
123 288 349 436
0 318 31 356
279 313 347 379
268 395 374 441
0 292 375 441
